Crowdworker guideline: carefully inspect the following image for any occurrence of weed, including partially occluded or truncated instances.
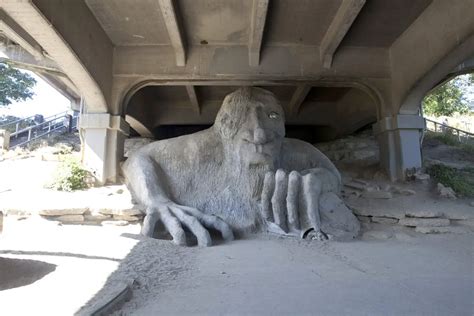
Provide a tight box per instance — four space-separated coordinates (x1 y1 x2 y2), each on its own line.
47 156 87 191
426 164 474 197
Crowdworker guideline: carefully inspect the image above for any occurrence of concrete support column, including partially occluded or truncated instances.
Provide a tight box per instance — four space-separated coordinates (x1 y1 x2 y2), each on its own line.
0 130 10 150
373 114 425 181
79 113 129 184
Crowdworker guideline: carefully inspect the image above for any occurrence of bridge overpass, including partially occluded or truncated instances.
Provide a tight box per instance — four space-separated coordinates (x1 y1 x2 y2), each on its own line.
1 0 473 183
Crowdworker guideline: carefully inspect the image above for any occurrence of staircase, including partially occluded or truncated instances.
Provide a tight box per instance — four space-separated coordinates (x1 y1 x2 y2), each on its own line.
0 111 79 149
424 118 474 144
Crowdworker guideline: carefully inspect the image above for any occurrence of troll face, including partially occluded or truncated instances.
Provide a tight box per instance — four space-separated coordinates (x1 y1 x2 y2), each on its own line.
214 88 285 170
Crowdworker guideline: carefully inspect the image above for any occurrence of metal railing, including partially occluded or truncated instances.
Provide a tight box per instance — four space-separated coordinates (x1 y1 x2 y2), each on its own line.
0 111 70 136
5 112 79 148
425 117 474 143
0 113 38 129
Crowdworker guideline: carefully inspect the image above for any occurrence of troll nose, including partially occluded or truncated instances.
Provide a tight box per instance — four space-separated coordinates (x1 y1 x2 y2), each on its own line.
253 128 268 144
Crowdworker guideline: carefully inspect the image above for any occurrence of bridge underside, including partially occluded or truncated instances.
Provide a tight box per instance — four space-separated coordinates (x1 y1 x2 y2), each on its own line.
0 0 473 182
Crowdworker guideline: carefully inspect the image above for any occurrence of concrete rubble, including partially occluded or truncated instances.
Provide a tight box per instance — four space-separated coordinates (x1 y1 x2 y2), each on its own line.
344 175 473 235
315 131 379 167
361 191 393 199
0 185 144 226
371 216 398 224
415 226 470 234
398 218 450 227
437 183 457 199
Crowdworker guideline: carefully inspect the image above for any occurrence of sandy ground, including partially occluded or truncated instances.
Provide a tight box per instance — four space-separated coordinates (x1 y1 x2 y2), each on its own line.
1 217 473 316
0 139 473 315
116 234 473 316
0 219 142 315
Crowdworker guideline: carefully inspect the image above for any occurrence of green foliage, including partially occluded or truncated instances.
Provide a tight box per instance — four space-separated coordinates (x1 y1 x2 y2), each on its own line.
422 77 470 117
0 62 36 106
0 115 36 133
48 157 87 191
426 164 474 197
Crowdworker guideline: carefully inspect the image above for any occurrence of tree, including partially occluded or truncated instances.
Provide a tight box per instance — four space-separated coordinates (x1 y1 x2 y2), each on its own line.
0 62 36 106
423 76 470 117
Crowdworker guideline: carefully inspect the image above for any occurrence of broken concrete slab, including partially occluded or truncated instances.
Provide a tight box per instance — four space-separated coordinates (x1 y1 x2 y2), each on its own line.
39 208 88 216
361 191 393 199
102 220 129 226
371 217 398 224
405 210 443 218
399 218 450 227
415 226 469 234
437 183 456 199
96 207 142 217
452 219 474 228
356 215 371 223
113 215 142 222
345 193 474 221
56 215 85 223
348 204 405 220
344 182 367 191
84 213 112 222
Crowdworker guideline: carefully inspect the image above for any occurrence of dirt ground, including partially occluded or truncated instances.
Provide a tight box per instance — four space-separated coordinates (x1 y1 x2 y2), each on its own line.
0 219 472 316
0 134 473 315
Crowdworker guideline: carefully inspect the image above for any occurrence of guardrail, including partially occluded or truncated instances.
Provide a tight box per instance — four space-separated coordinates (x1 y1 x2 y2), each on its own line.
0 111 70 136
425 117 474 143
3 112 79 149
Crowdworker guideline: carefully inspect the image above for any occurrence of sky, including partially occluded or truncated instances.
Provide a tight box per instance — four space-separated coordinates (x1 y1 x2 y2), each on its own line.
453 74 474 109
0 70 71 119
0 50 71 119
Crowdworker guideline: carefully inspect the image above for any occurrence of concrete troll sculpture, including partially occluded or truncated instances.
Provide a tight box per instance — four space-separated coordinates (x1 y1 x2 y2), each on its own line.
123 87 360 246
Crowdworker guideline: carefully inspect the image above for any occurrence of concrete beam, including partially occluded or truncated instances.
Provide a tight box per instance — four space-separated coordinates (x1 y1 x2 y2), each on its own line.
0 51 80 104
320 0 365 69
0 52 62 75
1 0 108 113
114 45 390 79
158 0 186 67
289 85 311 115
248 0 269 67
38 73 80 104
185 85 200 114
0 10 44 60
125 115 154 138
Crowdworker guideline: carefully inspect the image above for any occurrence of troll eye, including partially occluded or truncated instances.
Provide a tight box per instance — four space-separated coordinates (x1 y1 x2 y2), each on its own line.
268 111 279 120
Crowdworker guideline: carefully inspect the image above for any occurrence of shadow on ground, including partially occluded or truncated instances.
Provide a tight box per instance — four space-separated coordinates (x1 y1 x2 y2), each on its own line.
76 234 195 315
0 257 56 291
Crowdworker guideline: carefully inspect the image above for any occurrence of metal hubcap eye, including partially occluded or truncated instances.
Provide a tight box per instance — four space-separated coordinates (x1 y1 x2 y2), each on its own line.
269 112 279 120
